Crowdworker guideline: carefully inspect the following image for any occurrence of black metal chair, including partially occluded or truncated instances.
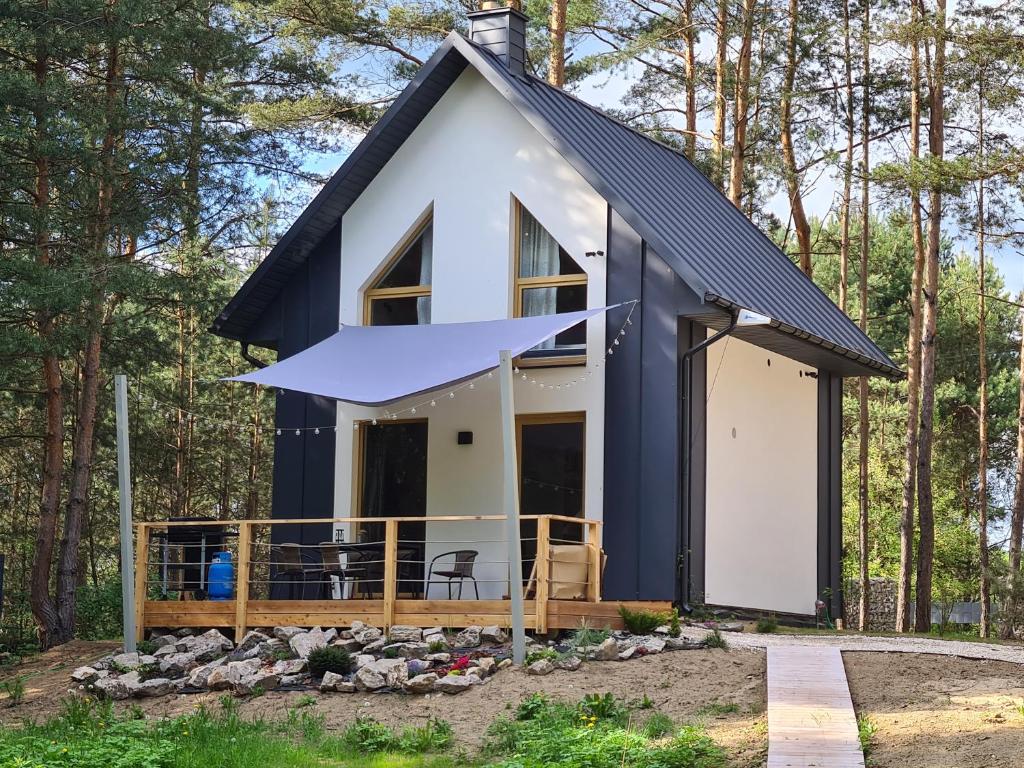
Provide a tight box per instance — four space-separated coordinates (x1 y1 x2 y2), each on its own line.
425 550 479 599
271 543 322 600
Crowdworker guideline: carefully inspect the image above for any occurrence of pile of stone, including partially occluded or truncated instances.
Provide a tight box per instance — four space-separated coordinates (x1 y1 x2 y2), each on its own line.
71 622 708 701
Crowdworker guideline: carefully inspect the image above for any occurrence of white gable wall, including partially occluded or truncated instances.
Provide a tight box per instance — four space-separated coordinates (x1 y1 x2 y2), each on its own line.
331 67 608 597
704 337 819 615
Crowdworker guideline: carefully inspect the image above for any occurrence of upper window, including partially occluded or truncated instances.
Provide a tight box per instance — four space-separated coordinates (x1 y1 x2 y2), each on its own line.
514 203 587 361
364 221 432 326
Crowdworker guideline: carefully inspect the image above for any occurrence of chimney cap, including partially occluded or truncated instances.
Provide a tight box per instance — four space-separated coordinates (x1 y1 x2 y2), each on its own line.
478 0 523 10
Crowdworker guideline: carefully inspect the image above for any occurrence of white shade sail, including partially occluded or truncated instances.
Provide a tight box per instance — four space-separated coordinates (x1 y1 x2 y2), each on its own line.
227 307 611 405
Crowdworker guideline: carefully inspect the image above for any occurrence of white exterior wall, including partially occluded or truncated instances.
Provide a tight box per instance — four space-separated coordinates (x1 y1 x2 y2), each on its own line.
704 337 819 615
330 68 608 598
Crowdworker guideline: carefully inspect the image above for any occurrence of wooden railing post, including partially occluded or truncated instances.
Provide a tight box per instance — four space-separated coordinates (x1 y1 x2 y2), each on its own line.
383 519 398 630
234 522 251 640
535 516 551 633
133 523 148 642
587 521 601 602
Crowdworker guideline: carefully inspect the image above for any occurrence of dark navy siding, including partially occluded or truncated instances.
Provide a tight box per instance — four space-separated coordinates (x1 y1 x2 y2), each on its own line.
817 371 843 619
268 223 340 550
679 320 707 606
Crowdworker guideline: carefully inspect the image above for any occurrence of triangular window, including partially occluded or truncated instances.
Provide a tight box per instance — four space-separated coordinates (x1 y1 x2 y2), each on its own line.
365 221 432 325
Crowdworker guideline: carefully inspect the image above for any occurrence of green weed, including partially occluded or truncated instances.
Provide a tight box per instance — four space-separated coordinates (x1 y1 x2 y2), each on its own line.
696 702 740 717
754 615 779 634
703 630 728 650
617 605 672 635
857 715 877 757
1 675 25 707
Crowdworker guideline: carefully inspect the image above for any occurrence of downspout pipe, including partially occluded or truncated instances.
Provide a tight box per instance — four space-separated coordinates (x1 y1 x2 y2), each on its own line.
679 310 738 612
240 342 269 370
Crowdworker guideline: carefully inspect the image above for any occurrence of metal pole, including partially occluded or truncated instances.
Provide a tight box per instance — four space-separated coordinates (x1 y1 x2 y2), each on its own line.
498 350 526 665
115 374 136 652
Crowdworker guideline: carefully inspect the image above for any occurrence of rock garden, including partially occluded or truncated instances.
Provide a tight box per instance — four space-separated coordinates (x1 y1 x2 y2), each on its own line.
71 613 709 701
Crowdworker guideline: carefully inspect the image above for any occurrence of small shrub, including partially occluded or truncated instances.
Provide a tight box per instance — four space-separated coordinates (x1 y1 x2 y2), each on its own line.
524 647 558 665
669 607 682 637
755 614 779 634
642 711 675 738
618 605 671 635
342 716 398 753
135 639 158 656
307 646 353 677
578 692 626 721
397 717 453 753
75 579 124 640
858 714 877 756
1 676 25 707
704 629 729 649
272 647 294 662
568 621 611 648
383 646 400 659
137 662 162 682
427 638 447 653
516 693 550 721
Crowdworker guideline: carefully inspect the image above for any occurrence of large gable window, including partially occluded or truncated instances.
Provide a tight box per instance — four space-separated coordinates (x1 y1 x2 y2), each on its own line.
364 220 432 326
514 202 587 363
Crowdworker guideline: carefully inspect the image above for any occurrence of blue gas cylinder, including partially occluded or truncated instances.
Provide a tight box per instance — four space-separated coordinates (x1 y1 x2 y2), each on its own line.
207 552 234 600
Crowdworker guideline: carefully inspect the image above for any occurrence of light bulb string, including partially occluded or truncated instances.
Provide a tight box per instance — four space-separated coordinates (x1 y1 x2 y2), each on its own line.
135 301 639 435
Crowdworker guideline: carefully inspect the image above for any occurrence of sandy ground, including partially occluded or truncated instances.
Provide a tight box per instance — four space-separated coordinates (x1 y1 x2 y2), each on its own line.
5 640 1024 767
1 642 767 766
844 651 1024 768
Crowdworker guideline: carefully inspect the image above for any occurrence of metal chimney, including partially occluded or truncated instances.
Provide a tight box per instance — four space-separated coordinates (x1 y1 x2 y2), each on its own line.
467 2 528 76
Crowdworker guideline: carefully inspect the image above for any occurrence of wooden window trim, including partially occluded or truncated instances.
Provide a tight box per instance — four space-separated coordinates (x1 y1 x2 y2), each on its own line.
515 411 587 517
512 199 588 367
362 211 433 326
352 418 429 522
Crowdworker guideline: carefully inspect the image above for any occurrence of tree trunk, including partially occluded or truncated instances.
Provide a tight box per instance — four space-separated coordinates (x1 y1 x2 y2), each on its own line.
548 0 566 87
28 2 63 649
780 0 811 276
897 0 926 633
1003 300 1024 639
916 0 946 634
682 0 697 160
976 77 990 639
728 0 756 207
856 0 870 633
838 0 854 313
712 0 728 188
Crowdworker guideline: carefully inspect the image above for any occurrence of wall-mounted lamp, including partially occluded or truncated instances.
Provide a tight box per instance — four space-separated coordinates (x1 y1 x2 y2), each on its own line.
457 431 473 445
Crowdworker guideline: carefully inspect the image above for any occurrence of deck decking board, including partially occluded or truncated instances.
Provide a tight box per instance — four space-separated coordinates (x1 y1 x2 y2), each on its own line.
766 646 865 768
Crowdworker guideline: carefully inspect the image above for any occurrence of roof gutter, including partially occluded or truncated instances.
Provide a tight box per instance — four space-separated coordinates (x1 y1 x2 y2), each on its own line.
703 294 904 380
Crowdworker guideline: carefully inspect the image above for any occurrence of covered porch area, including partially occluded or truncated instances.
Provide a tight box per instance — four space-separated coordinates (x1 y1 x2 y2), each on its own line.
134 515 669 640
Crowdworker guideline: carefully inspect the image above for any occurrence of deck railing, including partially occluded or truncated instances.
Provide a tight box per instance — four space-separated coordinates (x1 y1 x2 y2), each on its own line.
134 515 604 640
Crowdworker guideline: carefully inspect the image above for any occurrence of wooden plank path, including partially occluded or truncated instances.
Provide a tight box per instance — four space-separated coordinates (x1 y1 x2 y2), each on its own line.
767 646 865 768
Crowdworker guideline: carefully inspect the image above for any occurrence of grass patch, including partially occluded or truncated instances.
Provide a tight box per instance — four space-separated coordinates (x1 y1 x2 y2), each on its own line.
695 702 740 718
484 692 725 768
617 606 672 636
754 615 778 634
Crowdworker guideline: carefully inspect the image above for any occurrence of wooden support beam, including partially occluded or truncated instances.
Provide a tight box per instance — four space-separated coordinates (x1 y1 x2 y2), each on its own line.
587 521 602 602
133 523 149 642
383 518 398 629
535 516 550 633
234 521 251 640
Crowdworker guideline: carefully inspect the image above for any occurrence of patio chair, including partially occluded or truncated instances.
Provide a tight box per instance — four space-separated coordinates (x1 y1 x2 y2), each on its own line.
318 542 358 599
425 550 479 599
271 543 322 600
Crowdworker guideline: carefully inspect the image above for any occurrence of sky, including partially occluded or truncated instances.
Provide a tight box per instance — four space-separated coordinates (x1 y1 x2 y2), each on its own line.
299 0 1024 295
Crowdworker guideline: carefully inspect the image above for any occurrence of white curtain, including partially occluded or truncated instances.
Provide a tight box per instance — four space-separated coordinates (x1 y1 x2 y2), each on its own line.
417 224 433 324
520 211 560 348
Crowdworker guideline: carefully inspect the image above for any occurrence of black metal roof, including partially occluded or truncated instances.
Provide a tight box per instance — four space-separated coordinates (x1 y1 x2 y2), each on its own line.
212 33 900 378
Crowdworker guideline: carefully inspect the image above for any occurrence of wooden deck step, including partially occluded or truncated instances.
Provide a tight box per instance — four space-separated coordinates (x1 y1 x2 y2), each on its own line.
767 646 865 768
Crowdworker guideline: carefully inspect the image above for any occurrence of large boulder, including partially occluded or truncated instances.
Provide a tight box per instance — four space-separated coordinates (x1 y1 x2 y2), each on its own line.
272 658 307 676
273 626 305 643
403 673 438 694
352 625 382 646
289 627 327 659
151 634 178 649
526 659 555 676
354 658 407 691
234 671 280 696
111 652 141 671
387 626 422 643
453 626 481 648
128 677 174 698
555 655 582 671
158 653 199 678
187 658 227 688
228 631 271 661
433 673 481 694
353 666 386 691
665 636 704 651
320 671 355 693
592 637 619 661
480 626 507 645
331 638 363 654
93 676 129 700
207 659 261 691
71 666 99 685
476 657 497 677
198 628 234 649
381 642 429 660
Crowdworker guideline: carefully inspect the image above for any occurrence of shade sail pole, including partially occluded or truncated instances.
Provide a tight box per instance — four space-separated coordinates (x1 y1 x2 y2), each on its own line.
114 374 136 653
499 350 526 665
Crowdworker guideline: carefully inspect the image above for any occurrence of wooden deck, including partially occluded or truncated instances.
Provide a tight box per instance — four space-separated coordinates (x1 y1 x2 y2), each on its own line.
135 515 670 639
767 646 865 768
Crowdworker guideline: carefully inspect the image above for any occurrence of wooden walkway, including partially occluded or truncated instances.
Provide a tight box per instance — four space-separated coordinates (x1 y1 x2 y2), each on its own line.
767 646 865 768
